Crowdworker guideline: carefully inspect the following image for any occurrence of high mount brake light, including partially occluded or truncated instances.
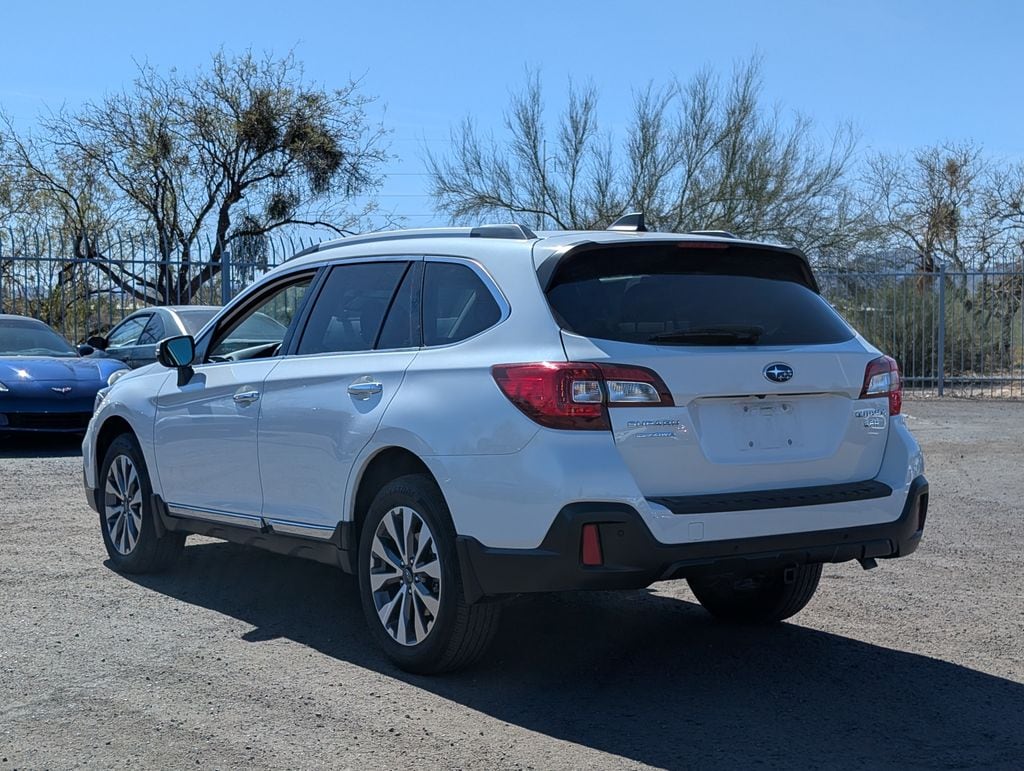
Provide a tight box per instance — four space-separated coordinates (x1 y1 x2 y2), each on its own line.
859 355 902 415
491 362 674 430
676 241 729 250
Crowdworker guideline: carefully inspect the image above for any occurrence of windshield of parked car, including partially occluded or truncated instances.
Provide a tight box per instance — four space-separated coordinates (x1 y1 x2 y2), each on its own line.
176 309 219 335
0 319 78 357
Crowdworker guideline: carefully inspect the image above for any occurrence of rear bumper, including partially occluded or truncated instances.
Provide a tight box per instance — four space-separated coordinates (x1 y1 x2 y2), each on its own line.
457 475 928 602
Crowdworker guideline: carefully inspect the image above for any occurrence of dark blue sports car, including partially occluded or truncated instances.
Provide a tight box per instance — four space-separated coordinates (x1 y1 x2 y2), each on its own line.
0 314 129 433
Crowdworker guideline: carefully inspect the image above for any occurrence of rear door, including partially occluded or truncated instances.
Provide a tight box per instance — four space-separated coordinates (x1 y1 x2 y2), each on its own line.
256 258 420 536
546 241 887 497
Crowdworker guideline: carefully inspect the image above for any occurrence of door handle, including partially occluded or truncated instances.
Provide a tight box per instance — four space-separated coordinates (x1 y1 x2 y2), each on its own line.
233 390 260 405
347 380 383 400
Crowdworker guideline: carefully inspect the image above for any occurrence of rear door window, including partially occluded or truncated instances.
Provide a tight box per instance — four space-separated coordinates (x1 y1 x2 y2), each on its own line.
546 244 853 346
422 262 502 346
137 314 166 345
297 262 408 355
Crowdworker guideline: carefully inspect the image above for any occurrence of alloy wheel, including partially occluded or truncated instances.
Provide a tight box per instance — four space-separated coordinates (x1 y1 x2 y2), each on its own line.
104 454 143 555
368 506 442 646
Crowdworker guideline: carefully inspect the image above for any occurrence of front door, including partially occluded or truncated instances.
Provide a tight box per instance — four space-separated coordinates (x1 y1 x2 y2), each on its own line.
152 273 315 526
257 260 419 535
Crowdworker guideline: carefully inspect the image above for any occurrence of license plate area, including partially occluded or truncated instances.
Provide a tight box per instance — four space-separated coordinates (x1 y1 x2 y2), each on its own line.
736 401 800 452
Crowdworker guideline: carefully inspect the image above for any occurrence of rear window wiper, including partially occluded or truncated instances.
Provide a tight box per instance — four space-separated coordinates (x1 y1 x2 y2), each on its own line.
647 326 763 345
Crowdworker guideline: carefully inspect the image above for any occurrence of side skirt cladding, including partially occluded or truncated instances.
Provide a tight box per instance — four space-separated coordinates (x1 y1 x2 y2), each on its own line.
152 495 355 572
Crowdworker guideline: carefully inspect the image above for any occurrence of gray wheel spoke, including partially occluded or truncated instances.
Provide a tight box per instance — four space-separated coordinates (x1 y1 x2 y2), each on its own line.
411 591 428 641
108 510 123 542
372 542 403 573
415 557 441 581
377 587 403 628
369 504 442 647
397 587 410 644
403 510 416 564
413 582 440 616
369 566 400 592
383 509 404 557
117 515 129 553
413 529 432 567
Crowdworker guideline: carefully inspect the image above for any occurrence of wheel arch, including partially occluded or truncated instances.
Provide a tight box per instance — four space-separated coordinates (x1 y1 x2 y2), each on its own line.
94 415 138 482
348 446 438 540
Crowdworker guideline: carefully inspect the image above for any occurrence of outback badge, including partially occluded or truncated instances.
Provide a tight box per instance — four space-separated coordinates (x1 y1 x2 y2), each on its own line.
763 363 793 383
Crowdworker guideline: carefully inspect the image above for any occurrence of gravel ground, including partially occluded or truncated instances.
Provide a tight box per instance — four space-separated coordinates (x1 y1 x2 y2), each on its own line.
1 398 1022 770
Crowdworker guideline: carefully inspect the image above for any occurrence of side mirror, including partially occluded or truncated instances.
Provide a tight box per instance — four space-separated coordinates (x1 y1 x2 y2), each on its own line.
87 335 108 351
77 343 95 356
157 335 196 386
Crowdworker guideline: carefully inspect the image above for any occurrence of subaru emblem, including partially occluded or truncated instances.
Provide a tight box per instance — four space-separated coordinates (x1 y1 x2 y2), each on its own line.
763 363 793 383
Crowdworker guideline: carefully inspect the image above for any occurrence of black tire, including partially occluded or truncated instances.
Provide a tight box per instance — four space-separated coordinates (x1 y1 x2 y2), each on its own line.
357 473 500 674
687 563 823 623
98 433 184 573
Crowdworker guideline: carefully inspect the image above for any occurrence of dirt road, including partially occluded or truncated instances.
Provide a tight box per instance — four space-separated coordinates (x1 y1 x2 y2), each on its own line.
1 399 1022 769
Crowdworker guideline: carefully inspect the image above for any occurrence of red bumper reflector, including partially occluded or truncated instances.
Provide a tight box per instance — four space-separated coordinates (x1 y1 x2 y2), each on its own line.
581 523 603 566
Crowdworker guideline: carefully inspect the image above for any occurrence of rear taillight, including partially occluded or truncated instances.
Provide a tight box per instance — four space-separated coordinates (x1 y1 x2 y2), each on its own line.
491 362 674 430
859 355 902 415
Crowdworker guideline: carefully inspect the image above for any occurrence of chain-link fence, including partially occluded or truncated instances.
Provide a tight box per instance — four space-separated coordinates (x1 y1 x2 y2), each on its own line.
2 230 1022 397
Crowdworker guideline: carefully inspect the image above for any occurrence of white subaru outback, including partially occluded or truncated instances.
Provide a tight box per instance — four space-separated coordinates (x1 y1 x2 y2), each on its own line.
83 218 928 673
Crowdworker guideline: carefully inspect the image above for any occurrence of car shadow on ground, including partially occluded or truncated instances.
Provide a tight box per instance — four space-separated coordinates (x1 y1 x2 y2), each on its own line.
0 433 82 458
123 541 1024 769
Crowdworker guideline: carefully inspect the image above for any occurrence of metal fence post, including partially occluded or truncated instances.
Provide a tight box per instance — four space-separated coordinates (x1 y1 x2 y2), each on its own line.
937 264 946 397
220 248 231 305
0 235 4 314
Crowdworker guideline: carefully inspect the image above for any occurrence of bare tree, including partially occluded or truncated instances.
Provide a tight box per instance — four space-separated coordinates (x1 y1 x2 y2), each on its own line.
426 58 867 259
863 141 1024 274
1 50 388 304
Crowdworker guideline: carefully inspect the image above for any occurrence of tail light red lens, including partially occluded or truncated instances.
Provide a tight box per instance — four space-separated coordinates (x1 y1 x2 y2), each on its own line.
581 523 604 566
491 363 609 430
859 355 902 415
491 362 674 430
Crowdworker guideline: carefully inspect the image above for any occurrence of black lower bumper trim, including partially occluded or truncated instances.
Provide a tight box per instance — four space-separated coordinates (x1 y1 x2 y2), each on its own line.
2 411 92 431
457 476 928 603
649 479 893 515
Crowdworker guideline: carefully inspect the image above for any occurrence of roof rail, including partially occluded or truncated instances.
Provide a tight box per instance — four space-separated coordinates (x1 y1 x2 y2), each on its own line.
286 223 538 260
470 223 537 240
608 212 647 232
689 229 738 239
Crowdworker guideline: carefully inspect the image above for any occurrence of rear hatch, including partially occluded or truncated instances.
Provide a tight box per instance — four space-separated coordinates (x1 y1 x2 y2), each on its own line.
544 239 889 498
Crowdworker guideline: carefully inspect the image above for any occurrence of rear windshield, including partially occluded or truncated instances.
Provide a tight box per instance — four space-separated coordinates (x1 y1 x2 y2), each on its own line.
546 245 853 347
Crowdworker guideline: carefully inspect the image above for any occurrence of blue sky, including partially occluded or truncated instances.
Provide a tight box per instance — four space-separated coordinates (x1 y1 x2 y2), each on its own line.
2 0 1020 228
